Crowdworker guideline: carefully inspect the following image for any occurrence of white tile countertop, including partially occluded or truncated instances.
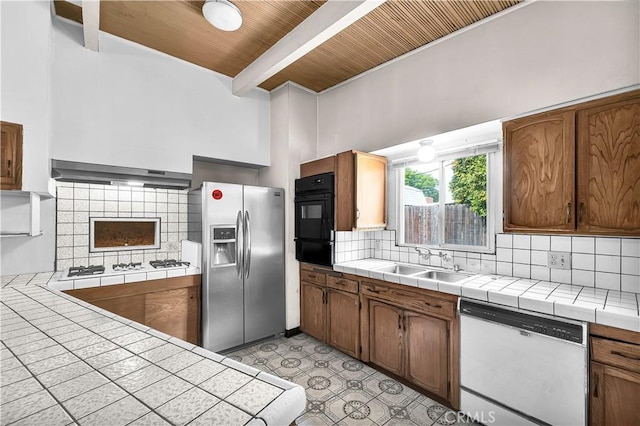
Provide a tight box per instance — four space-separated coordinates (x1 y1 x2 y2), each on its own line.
44 265 202 292
0 281 305 425
334 259 640 333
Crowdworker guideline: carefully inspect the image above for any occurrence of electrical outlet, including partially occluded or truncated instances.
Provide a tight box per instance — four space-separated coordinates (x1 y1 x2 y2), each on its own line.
375 239 382 250
548 251 571 270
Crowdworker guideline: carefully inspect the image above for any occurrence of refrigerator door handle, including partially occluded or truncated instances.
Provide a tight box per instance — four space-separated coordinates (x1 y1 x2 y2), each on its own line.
244 210 251 279
236 210 243 279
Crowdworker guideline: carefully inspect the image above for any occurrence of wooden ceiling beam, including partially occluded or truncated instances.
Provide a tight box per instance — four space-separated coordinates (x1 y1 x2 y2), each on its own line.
232 0 386 96
81 0 100 51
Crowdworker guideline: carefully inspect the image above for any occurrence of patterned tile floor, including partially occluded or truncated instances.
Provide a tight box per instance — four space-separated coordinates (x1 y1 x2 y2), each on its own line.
225 334 477 426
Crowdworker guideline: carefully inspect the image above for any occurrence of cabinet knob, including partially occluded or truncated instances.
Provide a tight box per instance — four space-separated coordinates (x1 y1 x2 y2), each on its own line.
593 372 599 398
566 202 572 224
7 160 11 178
579 202 585 223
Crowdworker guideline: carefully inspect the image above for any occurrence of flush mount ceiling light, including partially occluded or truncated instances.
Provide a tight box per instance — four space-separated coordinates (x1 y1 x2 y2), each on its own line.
417 140 437 162
202 0 242 32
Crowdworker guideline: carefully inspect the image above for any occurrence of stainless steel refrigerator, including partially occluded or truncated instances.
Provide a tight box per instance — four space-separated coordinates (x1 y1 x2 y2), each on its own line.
188 182 285 352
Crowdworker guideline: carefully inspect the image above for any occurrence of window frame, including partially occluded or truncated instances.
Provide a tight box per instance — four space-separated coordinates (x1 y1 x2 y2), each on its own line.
395 151 498 254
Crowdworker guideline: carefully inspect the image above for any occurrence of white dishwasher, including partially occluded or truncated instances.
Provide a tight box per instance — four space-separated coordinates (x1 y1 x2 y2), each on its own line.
459 299 588 426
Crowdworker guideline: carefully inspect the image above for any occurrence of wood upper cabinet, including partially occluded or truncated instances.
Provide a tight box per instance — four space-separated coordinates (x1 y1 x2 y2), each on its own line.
369 300 404 376
336 150 387 231
503 110 575 233
577 95 640 234
1 121 23 190
504 89 640 235
590 324 640 425
299 150 387 232
300 156 335 178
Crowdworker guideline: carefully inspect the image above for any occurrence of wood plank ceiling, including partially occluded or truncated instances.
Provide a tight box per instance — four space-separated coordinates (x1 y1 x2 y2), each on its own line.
54 0 520 93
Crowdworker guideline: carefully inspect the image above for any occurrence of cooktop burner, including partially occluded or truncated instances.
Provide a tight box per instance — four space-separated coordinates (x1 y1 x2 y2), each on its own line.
150 259 190 269
112 262 143 271
68 265 105 277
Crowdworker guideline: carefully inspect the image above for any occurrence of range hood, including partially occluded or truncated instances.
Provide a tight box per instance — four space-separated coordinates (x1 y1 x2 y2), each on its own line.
51 160 192 190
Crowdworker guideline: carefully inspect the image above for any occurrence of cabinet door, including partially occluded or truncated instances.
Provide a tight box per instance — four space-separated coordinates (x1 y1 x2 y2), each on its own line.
300 281 326 342
503 110 575 232
355 152 387 229
1 121 23 190
369 300 404 376
591 361 640 426
326 289 359 358
577 95 640 235
404 311 449 399
335 151 387 231
145 287 200 344
335 151 356 231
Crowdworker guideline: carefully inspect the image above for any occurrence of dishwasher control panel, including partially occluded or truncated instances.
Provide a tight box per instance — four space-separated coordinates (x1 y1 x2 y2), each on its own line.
460 299 584 344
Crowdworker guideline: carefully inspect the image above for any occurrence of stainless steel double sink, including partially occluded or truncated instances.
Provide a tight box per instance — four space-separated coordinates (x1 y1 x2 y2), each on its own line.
372 263 469 283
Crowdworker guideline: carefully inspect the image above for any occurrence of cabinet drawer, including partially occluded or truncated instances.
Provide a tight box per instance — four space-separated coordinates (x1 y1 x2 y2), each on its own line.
592 337 640 374
361 282 455 320
301 270 326 286
327 276 358 294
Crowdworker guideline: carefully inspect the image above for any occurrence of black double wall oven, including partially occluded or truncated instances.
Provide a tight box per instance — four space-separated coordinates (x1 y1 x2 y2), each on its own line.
295 173 334 266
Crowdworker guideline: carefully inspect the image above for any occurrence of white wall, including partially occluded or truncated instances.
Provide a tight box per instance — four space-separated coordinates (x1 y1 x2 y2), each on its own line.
317 0 640 157
0 198 56 275
259 84 318 330
0 0 53 193
50 18 271 174
192 161 259 188
0 1 56 275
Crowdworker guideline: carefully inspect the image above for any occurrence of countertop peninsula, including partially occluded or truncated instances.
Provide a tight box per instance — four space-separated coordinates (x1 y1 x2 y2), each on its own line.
0 274 305 425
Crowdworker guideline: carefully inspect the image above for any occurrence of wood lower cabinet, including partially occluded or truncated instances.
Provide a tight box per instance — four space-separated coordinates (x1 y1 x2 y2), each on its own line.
1 121 23 190
66 274 201 344
503 89 640 235
326 289 359 358
299 265 460 409
589 323 640 425
590 362 640 426
300 263 360 358
146 287 200 345
361 278 459 408
300 280 327 342
404 311 448 399
92 294 146 324
369 300 404 376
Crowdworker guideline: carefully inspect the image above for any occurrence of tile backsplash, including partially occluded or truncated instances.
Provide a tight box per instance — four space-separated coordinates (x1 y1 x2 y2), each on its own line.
334 230 640 294
55 182 188 271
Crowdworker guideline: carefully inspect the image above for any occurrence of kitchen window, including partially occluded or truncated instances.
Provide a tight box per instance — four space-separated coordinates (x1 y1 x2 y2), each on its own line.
396 149 498 253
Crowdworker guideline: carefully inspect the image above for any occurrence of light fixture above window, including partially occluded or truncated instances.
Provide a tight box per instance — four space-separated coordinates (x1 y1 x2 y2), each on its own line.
202 0 242 32
417 140 436 162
